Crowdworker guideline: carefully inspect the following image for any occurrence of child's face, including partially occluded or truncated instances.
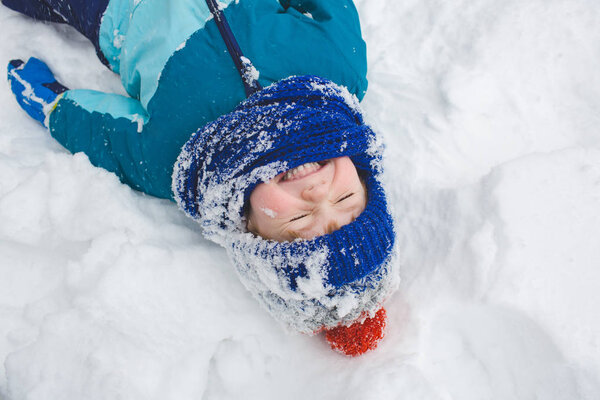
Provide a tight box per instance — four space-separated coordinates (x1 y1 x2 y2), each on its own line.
247 157 367 241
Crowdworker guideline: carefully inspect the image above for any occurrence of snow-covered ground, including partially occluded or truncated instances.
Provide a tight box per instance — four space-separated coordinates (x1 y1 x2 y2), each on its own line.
1 0 599 398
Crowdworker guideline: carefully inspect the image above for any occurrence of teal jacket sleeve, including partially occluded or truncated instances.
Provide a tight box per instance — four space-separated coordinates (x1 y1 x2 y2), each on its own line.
48 89 155 194
279 0 359 21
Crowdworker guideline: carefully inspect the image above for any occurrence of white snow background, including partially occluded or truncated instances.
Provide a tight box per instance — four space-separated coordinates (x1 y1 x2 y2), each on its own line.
1 0 599 399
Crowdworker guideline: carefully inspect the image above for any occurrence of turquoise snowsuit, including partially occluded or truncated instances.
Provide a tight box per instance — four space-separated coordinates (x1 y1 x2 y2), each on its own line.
48 0 368 199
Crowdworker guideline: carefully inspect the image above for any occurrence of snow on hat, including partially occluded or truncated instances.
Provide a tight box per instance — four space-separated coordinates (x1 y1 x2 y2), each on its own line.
172 75 398 333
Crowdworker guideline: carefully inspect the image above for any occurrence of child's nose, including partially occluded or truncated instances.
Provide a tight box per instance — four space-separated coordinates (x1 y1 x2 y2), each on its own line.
301 182 328 202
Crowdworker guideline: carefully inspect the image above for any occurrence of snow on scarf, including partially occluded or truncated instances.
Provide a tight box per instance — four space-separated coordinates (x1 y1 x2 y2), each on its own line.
172 75 398 333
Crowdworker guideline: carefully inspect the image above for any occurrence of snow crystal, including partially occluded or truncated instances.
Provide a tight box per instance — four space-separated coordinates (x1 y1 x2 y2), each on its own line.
260 207 277 218
175 40 187 51
240 56 260 87
309 81 361 114
275 120 292 130
112 30 125 49
9 68 48 108
131 114 144 133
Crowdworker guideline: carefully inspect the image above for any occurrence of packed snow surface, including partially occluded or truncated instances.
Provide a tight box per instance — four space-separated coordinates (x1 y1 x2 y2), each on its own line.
1 0 599 399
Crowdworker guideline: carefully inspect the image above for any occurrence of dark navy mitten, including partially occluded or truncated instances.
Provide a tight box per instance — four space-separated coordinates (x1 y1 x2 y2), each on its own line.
7 57 68 127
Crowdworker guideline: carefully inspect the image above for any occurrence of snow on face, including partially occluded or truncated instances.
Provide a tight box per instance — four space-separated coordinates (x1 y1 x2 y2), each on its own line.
246 157 367 241
260 207 277 218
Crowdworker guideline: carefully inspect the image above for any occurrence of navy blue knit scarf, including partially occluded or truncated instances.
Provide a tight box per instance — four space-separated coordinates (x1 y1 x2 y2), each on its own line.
173 76 398 332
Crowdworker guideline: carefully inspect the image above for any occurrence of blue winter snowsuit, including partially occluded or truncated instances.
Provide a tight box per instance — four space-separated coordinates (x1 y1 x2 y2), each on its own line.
4 0 368 200
5 1 401 347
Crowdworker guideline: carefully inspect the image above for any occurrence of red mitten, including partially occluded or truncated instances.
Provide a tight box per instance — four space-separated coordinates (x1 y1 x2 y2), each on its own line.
325 307 387 356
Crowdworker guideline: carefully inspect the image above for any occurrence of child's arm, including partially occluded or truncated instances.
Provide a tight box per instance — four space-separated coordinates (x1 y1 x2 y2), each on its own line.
279 0 362 28
7 57 155 195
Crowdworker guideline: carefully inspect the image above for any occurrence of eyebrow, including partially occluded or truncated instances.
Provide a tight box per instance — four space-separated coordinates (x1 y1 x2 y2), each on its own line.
284 219 343 241
325 220 342 234
286 230 302 240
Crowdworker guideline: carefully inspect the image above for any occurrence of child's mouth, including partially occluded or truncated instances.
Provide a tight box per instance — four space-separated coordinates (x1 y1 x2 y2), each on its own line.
280 161 328 182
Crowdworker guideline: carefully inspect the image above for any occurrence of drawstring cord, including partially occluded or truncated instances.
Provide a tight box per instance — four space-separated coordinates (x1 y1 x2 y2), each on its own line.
205 0 262 97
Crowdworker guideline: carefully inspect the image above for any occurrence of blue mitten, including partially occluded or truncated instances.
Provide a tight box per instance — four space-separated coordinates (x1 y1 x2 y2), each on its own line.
7 57 68 127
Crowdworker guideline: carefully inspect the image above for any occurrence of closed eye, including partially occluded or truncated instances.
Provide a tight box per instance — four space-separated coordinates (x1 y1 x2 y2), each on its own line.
336 193 354 203
289 214 309 222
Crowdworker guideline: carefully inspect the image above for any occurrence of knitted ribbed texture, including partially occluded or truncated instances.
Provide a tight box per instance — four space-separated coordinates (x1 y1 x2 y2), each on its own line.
173 75 398 332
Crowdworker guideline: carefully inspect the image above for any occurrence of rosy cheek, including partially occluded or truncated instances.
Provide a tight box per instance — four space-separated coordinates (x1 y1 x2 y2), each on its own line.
249 184 288 216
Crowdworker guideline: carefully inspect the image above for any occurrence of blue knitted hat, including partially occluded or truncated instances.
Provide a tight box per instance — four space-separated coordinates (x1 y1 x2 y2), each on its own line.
173 76 398 333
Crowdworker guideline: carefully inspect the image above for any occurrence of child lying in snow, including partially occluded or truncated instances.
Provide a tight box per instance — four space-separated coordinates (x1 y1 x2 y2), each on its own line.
4 0 398 355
